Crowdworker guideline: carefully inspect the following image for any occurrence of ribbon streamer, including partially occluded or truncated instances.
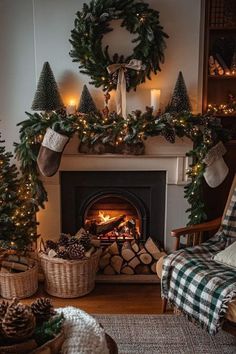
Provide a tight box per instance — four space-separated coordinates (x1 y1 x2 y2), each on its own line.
107 59 145 118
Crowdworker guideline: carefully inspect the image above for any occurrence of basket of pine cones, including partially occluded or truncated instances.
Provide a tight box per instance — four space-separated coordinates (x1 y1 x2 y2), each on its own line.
39 229 102 298
0 297 64 354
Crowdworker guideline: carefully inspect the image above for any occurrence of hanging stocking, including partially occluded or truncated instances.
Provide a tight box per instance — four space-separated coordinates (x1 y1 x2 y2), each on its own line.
37 128 69 177
203 141 229 188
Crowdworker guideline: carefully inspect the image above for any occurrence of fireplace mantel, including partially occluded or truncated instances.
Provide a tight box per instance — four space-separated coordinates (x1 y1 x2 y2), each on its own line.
42 136 192 186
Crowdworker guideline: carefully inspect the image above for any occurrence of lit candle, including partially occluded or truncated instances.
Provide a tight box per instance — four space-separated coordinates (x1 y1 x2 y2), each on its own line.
151 89 161 113
66 99 77 115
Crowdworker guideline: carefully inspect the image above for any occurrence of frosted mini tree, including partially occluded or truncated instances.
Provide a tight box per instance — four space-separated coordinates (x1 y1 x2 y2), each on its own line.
31 62 64 112
166 71 192 114
78 85 97 114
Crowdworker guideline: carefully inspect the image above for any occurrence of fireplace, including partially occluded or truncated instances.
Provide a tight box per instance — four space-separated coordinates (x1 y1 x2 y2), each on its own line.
60 171 166 247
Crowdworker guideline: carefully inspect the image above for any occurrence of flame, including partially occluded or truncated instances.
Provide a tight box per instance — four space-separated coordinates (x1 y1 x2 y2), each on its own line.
99 211 112 223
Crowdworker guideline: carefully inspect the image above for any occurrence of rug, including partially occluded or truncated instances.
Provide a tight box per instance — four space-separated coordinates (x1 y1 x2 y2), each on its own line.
95 314 236 354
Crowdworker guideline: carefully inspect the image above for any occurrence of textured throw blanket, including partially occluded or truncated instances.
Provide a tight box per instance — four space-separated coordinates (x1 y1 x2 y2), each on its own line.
161 232 236 335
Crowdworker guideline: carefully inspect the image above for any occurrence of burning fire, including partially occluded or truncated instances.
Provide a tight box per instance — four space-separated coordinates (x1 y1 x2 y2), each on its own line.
98 211 114 223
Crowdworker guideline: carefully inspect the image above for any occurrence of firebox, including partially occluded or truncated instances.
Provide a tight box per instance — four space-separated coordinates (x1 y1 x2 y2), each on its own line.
60 171 166 246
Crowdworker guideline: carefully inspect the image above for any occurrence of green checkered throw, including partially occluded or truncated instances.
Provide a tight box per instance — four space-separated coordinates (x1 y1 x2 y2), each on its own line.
162 189 236 335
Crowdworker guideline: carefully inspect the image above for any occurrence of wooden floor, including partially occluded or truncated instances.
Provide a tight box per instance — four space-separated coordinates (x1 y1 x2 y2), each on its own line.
22 283 163 314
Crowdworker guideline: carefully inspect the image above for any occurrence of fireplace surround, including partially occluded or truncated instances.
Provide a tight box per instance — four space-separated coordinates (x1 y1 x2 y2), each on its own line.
61 171 166 246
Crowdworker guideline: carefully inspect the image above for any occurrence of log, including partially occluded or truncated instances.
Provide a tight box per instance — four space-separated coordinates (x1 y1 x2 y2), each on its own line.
128 256 140 270
121 265 135 275
135 264 150 275
139 252 152 265
1 261 29 272
96 215 125 234
90 238 101 248
85 246 95 258
103 265 116 275
121 241 135 261
48 249 57 258
7 255 29 266
108 241 119 255
144 237 161 255
111 255 123 274
99 253 111 269
131 240 140 253
151 261 157 274
152 251 167 261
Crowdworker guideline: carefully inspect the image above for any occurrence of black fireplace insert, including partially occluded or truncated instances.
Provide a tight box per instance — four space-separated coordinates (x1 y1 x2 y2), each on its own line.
60 171 166 246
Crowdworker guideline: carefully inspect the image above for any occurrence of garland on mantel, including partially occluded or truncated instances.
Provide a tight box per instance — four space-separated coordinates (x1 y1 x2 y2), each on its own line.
15 109 229 225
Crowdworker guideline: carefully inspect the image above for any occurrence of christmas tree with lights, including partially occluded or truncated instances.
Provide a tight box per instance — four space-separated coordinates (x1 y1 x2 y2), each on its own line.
0 136 38 250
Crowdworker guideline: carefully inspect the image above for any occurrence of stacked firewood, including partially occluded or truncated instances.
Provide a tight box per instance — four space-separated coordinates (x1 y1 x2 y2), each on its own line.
0 254 33 273
99 237 166 275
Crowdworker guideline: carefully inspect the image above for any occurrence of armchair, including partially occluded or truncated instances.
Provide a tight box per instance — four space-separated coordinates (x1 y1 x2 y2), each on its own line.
157 175 236 335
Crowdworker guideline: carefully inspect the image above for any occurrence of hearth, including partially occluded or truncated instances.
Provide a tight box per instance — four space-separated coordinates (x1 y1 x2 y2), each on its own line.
60 171 166 247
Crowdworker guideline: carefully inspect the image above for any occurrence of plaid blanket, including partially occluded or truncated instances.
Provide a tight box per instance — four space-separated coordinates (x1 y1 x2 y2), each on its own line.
161 232 236 334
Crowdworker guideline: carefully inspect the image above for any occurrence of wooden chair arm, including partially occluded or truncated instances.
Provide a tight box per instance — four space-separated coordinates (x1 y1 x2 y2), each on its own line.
171 217 221 237
171 217 222 251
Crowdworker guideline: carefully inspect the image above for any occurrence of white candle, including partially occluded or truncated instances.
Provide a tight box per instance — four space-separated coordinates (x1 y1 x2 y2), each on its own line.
151 89 161 113
66 99 77 115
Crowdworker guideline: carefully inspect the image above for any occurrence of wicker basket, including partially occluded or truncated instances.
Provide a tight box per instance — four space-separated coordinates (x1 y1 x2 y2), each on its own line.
39 249 102 298
0 329 64 354
0 260 38 299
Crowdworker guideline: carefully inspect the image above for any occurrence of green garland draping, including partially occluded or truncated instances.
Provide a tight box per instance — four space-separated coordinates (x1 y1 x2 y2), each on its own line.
69 0 168 91
15 109 229 226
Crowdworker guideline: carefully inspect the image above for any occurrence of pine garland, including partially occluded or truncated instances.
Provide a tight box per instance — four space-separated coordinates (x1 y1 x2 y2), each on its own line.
15 109 229 226
69 0 168 91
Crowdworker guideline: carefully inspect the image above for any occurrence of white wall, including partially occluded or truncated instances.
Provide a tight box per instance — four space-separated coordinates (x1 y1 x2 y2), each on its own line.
0 0 203 249
0 0 202 149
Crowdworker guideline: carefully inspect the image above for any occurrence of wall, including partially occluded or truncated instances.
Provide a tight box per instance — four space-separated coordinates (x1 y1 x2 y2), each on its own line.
0 0 203 249
0 0 203 148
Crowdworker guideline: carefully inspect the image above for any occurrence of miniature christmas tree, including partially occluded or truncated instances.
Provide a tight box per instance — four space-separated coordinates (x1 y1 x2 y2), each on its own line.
78 85 97 113
166 71 192 113
31 62 64 111
0 136 19 244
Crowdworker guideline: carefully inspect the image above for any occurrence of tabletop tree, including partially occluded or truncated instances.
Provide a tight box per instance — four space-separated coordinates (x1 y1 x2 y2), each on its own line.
31 61 64 112
166 71 192 114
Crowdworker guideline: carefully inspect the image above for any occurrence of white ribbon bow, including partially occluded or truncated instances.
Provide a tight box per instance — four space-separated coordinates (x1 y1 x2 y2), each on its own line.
107 59 145 118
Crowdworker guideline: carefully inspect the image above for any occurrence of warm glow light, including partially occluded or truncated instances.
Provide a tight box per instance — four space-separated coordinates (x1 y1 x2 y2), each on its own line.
151 89 161 112
99 211 112 223
69 99 76 106
66 98 77 114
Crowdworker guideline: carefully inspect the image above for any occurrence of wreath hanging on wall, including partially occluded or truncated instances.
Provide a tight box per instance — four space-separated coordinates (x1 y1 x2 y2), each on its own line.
69 0 168 92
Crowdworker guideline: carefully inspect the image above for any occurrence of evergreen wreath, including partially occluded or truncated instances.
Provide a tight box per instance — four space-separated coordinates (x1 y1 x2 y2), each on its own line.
70 0 168 91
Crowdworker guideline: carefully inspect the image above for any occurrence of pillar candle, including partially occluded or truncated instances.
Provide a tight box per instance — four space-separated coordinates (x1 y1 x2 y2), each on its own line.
66 99 77 115
151 89 161 113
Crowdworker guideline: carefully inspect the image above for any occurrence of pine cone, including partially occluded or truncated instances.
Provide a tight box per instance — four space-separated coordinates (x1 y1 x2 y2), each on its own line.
0 300 9 325
68 243 85 260
31 298 55 323
78 232 91 251
67 237 79 246
45 240 58 251
2 303 36 341
57 249 69 259
58 233 70 247
161 126 175 144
